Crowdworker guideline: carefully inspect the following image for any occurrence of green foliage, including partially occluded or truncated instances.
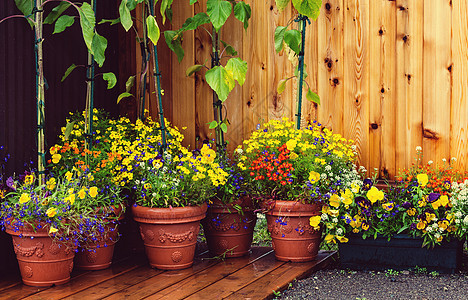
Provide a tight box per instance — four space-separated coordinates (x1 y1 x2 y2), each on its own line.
306 89 320 104
91 33 108 67
186 65 204 77
206 0 232 32
275 0 290 12
164 30 184 63
292 0 322 20
283 29 301 55
277 78 287 94
119 0 132 32
78 2 96 53
146 15 160 45
160 0 174 24
61 64 77 82
180 13 211 32
117 92 133 104
274 26 287 52
53 15 75 34
103 73 117 89
44 2 71 24
225 57 247 86
234 1 251 30
205 66 235 102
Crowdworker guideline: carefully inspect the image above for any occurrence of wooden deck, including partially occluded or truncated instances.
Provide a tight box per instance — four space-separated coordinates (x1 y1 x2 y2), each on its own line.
0 248 336 300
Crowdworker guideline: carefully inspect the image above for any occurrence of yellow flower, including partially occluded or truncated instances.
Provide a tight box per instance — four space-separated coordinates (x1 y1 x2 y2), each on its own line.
52 153 62 164
366 186 384 203
351 182 360 193
24 174 34 185
425 212 436 222
309 216 321 229
341 189 353 206
431 199 441 210
417 173 428 187
49 226 58 234
286 139 297 151
308 171 320 183
46 178 56 190
289 152 298 160
439 195 449 207
89 186 98 198
65 171 73 181
78 188 86 199
382 202 394 211
67 194 75 205
361 222 370 231
417 220 426 230
88 174 94 182
407 208 416 216
324 234 336 244
46 207 57 218
418 199 427 207
329 194 341 208
336 236 349 243
19 193 30 204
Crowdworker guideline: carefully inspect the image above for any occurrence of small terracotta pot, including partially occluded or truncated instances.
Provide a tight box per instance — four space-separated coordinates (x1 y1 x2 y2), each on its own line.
6 222 75 287
132 203 207 270
202 197 257 257
264 200 322 262
75 205 124 271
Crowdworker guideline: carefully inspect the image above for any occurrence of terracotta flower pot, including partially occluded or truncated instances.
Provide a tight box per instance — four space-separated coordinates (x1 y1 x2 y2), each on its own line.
6 222 75 287
202 197 257 257
75 205 124 271
132 203 207 270
264 200 322 262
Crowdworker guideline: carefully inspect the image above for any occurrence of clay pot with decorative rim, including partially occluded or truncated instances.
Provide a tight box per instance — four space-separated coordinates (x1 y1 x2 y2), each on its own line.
202 197 256 257
75 205 125 270
132 203 207 270
264 200 322 262
6 222 75 287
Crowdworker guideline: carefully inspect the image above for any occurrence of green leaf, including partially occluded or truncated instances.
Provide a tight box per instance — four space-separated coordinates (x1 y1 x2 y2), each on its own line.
220 123 228 133
274 26 287 53
99 18 121 25
160 0 174 24
117 92 134 104
277 79 287 94
164 30 184 63
225 57 247 86
205 66 235 102
234 2 251 30
186 65 204 77
190 0 198 4
221 40 238 56
180 13 210 32
61 64 77 82
126 76 136 92
79 2 96 53
53 15 75 34
44 2 71 24
306 89 320 104
207 0 232 32
64 121 75 140
208 120 218 129
103 73 117 89
284 29 301 55
14 0 34 17
146 15 160 45
292 0 322 20
119 0 133 31
91 33 108 67
275 0 290 11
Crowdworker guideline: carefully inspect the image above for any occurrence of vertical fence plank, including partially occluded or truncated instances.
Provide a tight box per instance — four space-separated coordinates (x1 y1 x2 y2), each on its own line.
422 0 452 165
302 11 319 126
317 0 344 133
343 0 370 171
451 0 468 171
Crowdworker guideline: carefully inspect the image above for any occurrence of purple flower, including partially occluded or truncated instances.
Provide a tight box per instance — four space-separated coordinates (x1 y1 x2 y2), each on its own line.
401 201 412 209
6 177 15 190
428 193 440 203
362 178 373 191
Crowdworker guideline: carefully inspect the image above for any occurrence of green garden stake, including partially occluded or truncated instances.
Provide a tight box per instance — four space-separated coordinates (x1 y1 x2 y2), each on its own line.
295 14 309 130
85 0 97 152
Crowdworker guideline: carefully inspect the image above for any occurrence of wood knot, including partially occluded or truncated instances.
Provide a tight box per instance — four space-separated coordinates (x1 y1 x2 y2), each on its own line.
325 2 331 11
448 64 453 73
247 100 252 107
402 35 408 43
332 78 340 86
371 123 379 130
423 128 439 140
398 5 406 11
380 88 385 94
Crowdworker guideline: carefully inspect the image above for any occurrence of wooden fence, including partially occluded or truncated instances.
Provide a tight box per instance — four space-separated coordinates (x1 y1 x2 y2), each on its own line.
138 0 468 179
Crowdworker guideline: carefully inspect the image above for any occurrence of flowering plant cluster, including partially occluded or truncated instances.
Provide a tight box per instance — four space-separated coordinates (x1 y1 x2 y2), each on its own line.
237 118 359 203
0 172 123 250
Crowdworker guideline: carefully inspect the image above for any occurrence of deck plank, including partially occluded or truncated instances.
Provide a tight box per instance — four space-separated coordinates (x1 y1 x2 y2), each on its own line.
146 248 274 300
224 251 337 300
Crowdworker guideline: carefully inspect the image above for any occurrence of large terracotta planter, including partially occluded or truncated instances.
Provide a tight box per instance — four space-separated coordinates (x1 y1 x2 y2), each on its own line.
75 205 124 271
264 200 321 262
6 222 75 287
202 197 257 257
132 203 207 270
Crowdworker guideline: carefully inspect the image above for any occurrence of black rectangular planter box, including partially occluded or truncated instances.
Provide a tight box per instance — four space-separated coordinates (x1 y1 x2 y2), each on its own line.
338 234 463 273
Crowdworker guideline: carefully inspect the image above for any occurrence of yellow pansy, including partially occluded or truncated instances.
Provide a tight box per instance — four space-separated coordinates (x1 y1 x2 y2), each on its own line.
49 226 58 234
24 174 34 185
417 220 426 230
46 178 56 190
67 194 75 205
324 234 336 244
366 186 384 203
439 195 449 207
289 152 298 160
431 199 441 210
52 153 61 164
65 171 73 181
407 208 416 216
19 193 30 204
308 171 320 183
89 186 98 198
46 207 57 218
382 202 394 211
336 236 349 243
78 188 86 199
329 194 341 208
341 189 353 206
417 173 428 187
309 216 321 229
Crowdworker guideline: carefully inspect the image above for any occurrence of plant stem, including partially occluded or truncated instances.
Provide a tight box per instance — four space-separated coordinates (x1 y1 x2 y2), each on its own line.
212 27 225 152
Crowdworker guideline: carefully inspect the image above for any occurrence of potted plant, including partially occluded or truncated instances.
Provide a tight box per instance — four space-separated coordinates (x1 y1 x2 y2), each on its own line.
127 121 229 270
0 172 122 286
238 118 359 262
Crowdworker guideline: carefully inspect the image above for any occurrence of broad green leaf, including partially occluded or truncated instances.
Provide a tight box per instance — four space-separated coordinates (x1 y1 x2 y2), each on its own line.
306 89 320 105
61 64 77 82
225 57 247 86
205 66 235 102
119 0 133 31
53 15 75 34
160 0 174 24
284 29 301 55
78 2 96 53
64 121 75 140
190 0 198 4
220 123 228 133
274 26 287 52
208 120 218 129
275 0 290 11
126 0 140 11
14 0 34 17
186 65 204 77
180 13 210 32
103 73 117 89
99 18 121 25
221 40 238 56
117 92 133 104
277 78 287 94
91 33 108 67
126 76 136 92
292 0 322 20
207 0 232 32
164 30 184 63
146 15 160 45
234 2 251 30
44 2 71 24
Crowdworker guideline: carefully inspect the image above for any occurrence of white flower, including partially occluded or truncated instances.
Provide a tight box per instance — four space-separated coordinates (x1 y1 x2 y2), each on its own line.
351 145 357 151
332 218 338 223
140 162 145 168
463 215 468 225
235 148 243 155
427 227 433 233
434 233 441 239
455 212 463 218
442 158 447 162
321 173 327 180
152 193 157 197
428 160 433 165
325 165 332 171
456 219 461 224
135 180 141 185
336 228 344 236
321 213 329 221
416 146 422 151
